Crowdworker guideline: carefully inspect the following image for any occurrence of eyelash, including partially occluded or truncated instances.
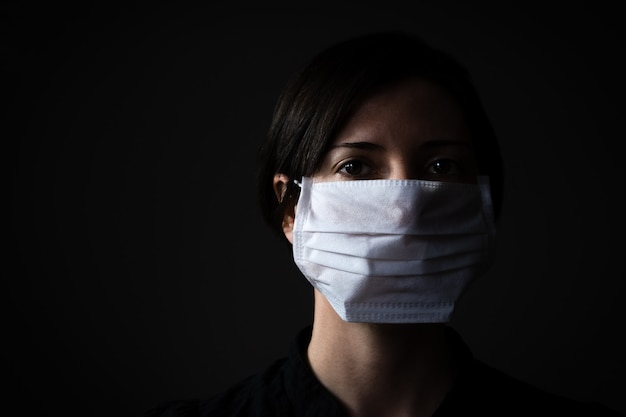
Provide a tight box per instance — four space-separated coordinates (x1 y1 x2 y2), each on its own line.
336 157 464 179
337 159 374 178
428 158 462 175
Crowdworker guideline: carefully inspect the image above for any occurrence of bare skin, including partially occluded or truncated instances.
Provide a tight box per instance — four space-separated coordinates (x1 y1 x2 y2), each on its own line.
307 291 456 417
273 78 478 417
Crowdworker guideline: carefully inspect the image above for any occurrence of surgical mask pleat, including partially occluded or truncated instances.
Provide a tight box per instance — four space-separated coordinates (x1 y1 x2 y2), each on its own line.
300 232 489 259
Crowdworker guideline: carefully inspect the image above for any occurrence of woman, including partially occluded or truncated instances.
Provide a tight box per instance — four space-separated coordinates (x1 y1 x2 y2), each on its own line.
147 31 620 417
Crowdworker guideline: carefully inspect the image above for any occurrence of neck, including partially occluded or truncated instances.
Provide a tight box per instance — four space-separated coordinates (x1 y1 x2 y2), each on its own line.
307 290 456 417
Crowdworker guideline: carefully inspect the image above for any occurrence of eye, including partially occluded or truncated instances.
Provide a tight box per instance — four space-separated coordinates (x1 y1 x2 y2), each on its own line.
337 159 373 177
429 158 461 176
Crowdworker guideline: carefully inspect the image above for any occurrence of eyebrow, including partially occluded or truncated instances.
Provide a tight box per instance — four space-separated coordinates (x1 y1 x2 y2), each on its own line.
329 139 474 151
419 139 475 149
328 141 383 151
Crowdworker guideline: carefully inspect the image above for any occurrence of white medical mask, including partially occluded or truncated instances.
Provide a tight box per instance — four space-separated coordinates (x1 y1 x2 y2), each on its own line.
292 176 496 323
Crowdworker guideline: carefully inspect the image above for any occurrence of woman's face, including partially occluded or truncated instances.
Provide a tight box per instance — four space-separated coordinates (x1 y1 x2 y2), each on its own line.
313 78 478 183
276 77 480 243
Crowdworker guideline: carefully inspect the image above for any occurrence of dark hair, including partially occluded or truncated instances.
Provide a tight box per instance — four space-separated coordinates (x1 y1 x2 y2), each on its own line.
257 31 504 241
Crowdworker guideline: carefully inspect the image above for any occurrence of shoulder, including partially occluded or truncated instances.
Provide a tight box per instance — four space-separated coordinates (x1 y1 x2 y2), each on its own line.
144 358 291 417
455 359 622 416
442 327 622 416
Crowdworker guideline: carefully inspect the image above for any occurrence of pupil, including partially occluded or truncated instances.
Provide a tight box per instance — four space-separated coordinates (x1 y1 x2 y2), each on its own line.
434 160 450 173
345 162 360 175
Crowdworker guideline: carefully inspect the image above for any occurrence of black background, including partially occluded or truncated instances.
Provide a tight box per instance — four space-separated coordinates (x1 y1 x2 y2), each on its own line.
5 2 625 416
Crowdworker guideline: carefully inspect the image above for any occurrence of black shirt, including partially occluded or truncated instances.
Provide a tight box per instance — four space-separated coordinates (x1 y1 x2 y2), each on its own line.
145 325 621 417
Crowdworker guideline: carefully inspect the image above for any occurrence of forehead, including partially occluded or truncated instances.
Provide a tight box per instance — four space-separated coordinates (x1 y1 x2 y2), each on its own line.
333 78 472 146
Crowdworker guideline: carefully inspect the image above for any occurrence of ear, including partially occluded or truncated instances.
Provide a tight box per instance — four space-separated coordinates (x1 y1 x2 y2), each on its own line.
273 173 296 244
